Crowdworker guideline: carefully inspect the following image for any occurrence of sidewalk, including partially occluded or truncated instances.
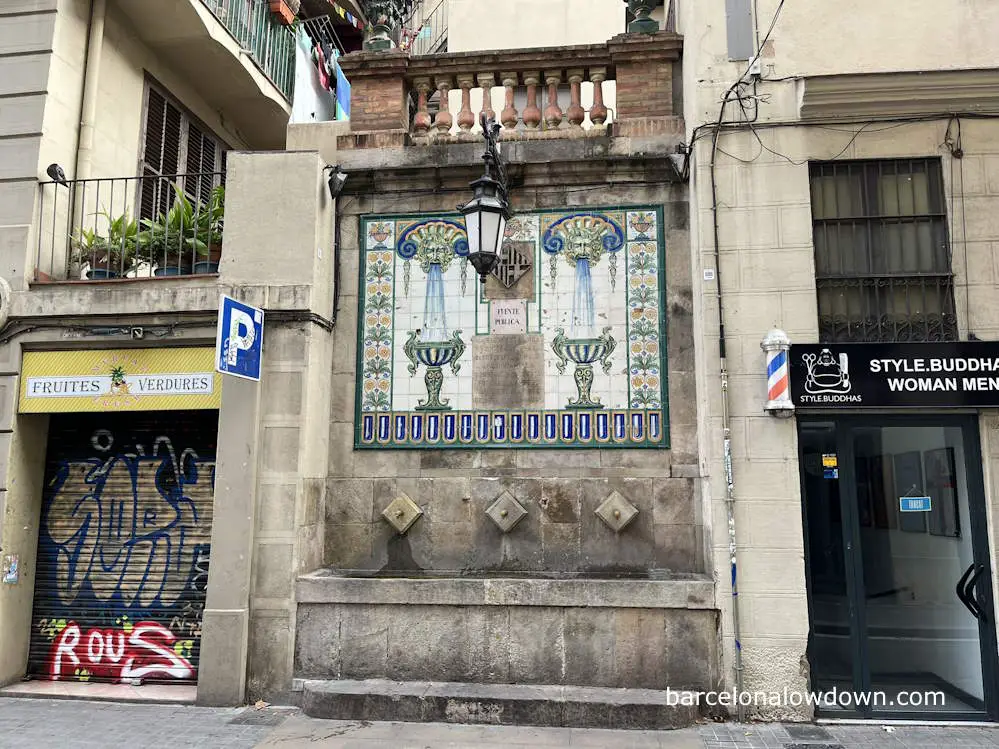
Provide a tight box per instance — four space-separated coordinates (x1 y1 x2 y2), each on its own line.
3 696 999 748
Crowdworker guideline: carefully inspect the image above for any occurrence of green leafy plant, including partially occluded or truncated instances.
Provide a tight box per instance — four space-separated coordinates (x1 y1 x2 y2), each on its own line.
137 182 211 271
195 184 225 259
71 210 138 273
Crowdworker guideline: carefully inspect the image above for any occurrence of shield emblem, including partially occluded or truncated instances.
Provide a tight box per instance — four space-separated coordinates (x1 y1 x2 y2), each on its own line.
491 239 533 288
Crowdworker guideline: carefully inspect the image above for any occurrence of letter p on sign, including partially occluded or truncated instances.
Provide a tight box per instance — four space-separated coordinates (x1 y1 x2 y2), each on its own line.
216 294 264 381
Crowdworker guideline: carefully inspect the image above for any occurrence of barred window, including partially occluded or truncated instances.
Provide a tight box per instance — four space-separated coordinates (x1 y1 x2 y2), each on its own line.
810 159 957 343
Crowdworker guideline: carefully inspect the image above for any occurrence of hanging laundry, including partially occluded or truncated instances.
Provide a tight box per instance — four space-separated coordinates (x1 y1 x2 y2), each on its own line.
315 44 331 90
334 55 351 121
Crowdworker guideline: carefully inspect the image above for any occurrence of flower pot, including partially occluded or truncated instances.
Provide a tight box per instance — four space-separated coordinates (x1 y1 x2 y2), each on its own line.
86 268 120 280
268 0 296 25
153 266 185 277
626 0 659 33
192 261 219 275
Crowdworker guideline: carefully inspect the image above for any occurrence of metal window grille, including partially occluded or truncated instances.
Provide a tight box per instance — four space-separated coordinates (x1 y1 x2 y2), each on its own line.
809 158 958 343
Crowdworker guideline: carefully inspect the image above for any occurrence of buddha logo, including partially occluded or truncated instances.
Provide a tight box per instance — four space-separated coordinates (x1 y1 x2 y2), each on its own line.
803 349 852 395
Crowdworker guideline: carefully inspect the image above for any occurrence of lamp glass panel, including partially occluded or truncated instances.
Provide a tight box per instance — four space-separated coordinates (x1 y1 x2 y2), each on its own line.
480 210 503 255
495 215 507 254
463 210 481 254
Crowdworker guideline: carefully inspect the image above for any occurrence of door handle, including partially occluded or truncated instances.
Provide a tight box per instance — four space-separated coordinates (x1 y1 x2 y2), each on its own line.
968 563 989 623
957 563 984 621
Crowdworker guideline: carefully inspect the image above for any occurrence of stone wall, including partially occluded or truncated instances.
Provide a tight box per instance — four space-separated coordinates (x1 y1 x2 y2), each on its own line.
295 576 718 690
325 138 700 580
298 132 716 693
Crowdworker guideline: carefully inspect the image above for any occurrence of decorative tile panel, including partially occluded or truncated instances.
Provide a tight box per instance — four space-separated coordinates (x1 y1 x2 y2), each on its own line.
355 206 668 449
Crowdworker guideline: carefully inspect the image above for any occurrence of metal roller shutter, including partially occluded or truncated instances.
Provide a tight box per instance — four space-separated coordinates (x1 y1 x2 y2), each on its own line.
28 411 218 684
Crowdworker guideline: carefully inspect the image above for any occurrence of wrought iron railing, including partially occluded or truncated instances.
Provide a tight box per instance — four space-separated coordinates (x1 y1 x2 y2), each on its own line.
200 0 296 99
36 172 225 282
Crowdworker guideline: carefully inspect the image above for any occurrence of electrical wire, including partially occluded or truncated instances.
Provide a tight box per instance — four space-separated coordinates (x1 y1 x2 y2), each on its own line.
742 0 786 81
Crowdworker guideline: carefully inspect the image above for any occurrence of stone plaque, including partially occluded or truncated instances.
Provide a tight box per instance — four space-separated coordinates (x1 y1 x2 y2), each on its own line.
490 299 528 335
472 334 545 410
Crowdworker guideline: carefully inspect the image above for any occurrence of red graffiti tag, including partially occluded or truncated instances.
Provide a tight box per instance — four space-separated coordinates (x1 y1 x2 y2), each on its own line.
50 621 194 682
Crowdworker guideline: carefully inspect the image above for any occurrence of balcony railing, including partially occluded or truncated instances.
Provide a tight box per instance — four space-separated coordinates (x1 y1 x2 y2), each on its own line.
406 45 617 141
337 32 682 150
200 0 296 99
36 172 225 282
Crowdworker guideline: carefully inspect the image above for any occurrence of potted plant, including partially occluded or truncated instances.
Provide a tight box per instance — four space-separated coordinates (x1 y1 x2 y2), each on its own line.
71 211 138 279
138 184 209 276
193 184 224 274
269 0 299 25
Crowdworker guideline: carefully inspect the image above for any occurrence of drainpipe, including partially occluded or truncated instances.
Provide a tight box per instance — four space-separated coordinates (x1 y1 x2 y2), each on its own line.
710 77 746 722
73 0 107 184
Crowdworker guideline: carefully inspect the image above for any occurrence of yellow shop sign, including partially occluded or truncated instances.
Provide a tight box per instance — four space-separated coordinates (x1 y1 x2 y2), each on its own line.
19 348 221 413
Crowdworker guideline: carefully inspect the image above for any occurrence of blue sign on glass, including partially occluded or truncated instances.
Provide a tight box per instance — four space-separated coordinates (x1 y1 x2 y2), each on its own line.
216 295 264 381
900 496 932 513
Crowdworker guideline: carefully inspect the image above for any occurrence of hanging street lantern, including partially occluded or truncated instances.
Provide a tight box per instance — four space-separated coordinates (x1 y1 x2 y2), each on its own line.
460 114 511 284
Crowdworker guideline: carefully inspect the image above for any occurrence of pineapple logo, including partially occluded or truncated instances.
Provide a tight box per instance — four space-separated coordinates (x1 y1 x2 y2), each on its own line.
109 365 130 395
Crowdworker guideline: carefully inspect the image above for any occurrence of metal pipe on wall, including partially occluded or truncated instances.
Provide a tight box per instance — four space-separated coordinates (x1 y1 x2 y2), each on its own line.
709 76 747 722
74 0 107 185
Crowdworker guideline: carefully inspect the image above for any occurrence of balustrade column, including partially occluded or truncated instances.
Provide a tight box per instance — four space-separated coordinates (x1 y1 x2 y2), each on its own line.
566 69 585 128
589 67 608 127
434 76 453 134
477 72 496 125
522 72 542 130
500 73 519 130
543 70 564 130
456 75 475 132
412 77 432 136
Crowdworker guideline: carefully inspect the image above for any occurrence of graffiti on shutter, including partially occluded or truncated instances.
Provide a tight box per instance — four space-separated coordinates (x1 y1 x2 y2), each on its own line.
29 411 217 683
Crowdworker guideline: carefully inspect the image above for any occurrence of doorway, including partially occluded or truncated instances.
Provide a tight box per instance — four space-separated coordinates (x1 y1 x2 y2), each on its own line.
799 414 999 719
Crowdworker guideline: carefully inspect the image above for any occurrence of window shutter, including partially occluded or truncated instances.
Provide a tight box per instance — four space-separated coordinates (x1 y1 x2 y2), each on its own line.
140 83 228 219
141 88 183 221
184 123 220 205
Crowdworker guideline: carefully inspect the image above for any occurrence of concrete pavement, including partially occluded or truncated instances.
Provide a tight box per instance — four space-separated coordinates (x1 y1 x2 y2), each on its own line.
3 697 999 747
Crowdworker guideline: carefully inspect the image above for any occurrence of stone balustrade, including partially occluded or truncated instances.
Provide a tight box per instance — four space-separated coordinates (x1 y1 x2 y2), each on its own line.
336 31 683 149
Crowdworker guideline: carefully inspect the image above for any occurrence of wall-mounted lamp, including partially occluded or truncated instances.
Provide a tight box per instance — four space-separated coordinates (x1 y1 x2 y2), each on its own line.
324 164 347 200
761 328 795 418
459 114 511 284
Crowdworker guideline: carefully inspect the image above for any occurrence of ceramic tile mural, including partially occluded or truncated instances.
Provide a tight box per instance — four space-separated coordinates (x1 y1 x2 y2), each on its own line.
355 206 668 448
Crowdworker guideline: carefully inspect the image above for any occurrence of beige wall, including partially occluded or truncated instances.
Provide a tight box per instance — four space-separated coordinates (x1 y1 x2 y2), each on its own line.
691 115 999 719
679 0 999 125
679 0 999 717
447 0 625 52
18 0 274 284
0 0 57 289
41 0 249 189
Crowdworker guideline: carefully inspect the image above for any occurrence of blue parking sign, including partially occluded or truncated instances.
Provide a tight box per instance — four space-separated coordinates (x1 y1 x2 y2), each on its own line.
216 295 264 381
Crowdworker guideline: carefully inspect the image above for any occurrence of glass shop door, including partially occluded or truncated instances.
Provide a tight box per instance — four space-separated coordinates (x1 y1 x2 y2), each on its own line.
799 415 999 719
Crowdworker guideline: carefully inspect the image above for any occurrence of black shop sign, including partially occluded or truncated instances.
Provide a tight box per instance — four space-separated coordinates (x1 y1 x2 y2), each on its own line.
790 342 999 409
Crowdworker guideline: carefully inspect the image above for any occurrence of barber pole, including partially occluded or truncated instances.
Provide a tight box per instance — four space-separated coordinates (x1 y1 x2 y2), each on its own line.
761 329 795 416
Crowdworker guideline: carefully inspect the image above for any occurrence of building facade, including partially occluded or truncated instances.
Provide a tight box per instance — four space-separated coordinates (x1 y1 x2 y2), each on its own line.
678 0 999 721
5 0 999 729
0 0 319 704
0 0 718 726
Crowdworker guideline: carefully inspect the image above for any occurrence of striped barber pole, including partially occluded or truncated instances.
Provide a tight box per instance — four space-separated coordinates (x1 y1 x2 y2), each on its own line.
767 349 789 403
761 329 794 414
